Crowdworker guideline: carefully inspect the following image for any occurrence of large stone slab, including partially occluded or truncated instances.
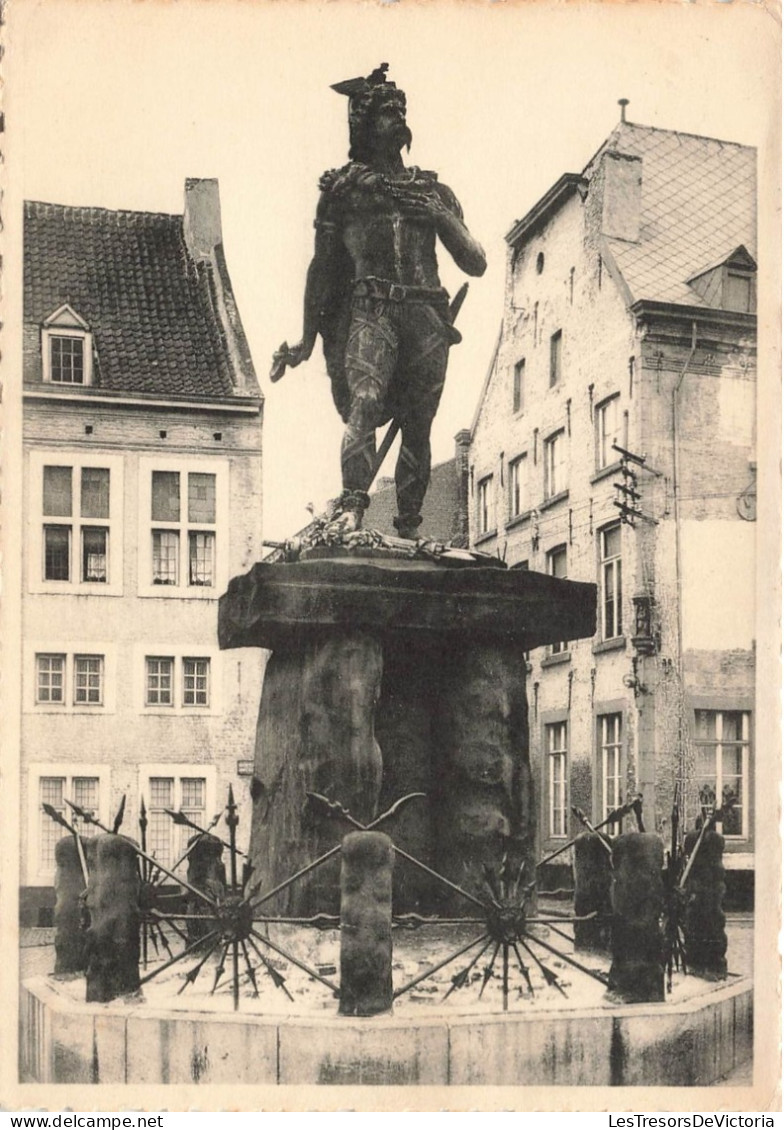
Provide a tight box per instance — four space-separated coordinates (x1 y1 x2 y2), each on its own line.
219 557 597 652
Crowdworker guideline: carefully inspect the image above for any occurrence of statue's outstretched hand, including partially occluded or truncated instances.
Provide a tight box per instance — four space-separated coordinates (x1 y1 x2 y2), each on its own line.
269 339 314 383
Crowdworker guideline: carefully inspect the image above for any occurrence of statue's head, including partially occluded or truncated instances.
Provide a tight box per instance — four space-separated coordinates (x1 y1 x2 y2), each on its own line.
332 64 412 161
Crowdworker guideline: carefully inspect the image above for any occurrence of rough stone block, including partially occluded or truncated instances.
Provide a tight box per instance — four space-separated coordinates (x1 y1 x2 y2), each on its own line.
339 832 394 1017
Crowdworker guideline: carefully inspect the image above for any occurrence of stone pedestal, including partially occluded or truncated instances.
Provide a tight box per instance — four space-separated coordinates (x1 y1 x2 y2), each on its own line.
219 553 595 915
83 834 141 1003
682 829 728 980
339 831 394 1016
53 837 96 976
608 833 665 1003
573 832 612 952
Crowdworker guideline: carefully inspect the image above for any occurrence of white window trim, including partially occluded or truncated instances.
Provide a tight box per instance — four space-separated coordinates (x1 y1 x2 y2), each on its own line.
693 709 751 841
24 642 117 714
546 721 569 840
508 453 528 519
596 393 622 471
136 644 222 716
138 762 217 875
599 523 623 642
42 310 94 388
28 450 124 596
544 429 566 499
476 474 495 536
27 762 111 885
599 712 624 835
138 456 229 599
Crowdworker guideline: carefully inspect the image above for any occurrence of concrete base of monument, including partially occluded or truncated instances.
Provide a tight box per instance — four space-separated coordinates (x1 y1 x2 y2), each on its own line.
20 956 751 1086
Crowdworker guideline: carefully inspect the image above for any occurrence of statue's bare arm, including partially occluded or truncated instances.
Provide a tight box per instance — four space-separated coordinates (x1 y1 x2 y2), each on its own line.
397 182 487 277
272 194 338 374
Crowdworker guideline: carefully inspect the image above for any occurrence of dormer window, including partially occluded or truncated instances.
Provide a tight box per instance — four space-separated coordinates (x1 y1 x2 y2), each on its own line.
41 304 93 386
688 246 756 314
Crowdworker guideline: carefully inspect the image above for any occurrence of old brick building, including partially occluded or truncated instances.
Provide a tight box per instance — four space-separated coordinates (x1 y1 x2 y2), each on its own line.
21 180 264 920
468 119 756 894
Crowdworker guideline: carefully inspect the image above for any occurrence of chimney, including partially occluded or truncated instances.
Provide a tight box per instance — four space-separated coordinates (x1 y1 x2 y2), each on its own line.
601 151 642 243
454 428 472 473
183 178 223 261
452 428 472 548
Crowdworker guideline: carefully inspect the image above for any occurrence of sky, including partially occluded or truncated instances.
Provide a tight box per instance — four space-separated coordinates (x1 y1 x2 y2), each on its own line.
6 0 778 539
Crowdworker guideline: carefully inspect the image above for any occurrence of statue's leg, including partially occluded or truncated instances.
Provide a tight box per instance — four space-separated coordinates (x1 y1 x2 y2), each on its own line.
393 304 449 538
341 300 398 517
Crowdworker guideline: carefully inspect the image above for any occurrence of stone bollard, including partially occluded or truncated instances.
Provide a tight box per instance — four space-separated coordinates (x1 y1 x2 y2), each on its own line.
608 833 665 1002
53 836 95 975
186 834 226 943
339 831 394 1017
682 829 728 979
573 832 612 952
83 834 141 1003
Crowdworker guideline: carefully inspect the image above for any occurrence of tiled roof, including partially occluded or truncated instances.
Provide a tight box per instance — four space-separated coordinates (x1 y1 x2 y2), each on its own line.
369 458 464 543
593 123 756 307
24 200 257 399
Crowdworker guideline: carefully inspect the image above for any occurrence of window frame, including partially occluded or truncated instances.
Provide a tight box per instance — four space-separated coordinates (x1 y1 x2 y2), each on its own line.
512 358 525 415
26 644 116 714
549 329 563 388
138 646 220 716
546 544 569 655
508 453 529 521
26 762 111 884
138 763 217 878
476 474 495 538
544 718 569 840
599 523 623 642
138 457 229 599
29 451 124 596
597 710 625 836
41 305 94 388
543 429 566 500
691 707 751 840
595 393 622 472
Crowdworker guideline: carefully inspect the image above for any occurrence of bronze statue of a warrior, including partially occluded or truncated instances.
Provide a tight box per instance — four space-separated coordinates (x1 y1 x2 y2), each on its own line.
272 64 486 540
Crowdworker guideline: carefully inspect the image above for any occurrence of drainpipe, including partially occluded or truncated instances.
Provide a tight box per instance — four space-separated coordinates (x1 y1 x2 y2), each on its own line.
672 321 698 793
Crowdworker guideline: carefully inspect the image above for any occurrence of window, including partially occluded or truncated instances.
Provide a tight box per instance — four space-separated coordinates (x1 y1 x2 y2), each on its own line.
30 650 113 713
41 306 93 387
143 462 223 594
50 336 85 384
544 430 566 499
74 655 103 705
549 330 562 387
724 271 754 314
693 710 750 837
596 395 621 470
547 546 569 654
546 722 568 838
37 459 117 589
36 654 65 704
509 454 528 519
477 475 494 536
145 655 212 710
600 525 623 640
28 764 109 883
146 657 174 706
183 658 210 707
513 359 525 414
599 713 623 834
139 766 216 876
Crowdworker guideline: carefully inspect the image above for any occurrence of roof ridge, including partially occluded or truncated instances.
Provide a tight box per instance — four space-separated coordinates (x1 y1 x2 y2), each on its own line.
616 120 755 152
24 199 181 222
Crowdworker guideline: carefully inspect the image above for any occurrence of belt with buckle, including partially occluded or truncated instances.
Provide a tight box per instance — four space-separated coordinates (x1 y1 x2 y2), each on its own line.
353 278 447 304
